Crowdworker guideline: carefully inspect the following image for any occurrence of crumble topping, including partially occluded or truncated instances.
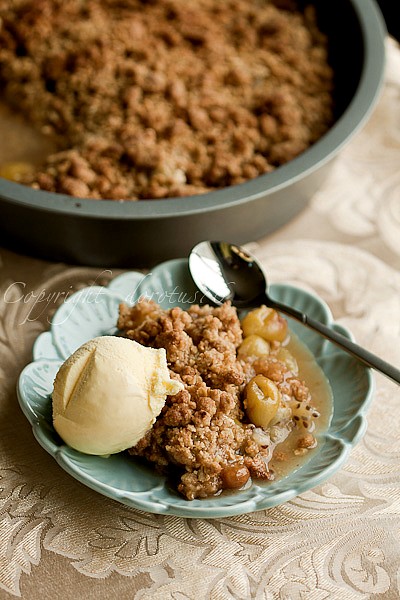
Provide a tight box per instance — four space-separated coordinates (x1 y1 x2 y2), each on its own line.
0 0 334 200
118 300 319 500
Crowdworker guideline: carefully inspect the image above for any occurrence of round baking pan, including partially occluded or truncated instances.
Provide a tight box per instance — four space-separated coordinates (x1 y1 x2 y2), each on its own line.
0 0 386 267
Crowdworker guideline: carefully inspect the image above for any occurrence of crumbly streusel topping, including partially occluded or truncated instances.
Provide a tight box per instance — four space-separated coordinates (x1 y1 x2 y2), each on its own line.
118 300 316 500
0 0 334 200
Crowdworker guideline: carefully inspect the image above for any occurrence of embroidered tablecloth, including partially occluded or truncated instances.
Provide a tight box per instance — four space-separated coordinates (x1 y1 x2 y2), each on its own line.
1 37 399 600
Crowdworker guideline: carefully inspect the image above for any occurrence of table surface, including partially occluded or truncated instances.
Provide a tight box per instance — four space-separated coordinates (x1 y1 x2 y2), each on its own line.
1 37 400 600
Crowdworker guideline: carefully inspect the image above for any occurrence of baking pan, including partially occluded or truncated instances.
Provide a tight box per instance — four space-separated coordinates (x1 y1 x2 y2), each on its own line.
0 0 386 267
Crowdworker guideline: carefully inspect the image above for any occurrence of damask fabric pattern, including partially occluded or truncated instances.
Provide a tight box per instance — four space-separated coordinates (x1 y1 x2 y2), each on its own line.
0 38 400 600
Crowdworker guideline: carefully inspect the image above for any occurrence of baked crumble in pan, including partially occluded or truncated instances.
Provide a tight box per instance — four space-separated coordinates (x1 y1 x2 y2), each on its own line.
0 0 334 200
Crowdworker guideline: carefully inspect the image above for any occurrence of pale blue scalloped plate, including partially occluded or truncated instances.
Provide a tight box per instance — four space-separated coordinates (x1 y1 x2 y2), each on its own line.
17 259 374 518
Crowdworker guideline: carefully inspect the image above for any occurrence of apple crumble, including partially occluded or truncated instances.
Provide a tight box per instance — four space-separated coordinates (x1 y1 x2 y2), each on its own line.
0 0 334 200
118 300 322 500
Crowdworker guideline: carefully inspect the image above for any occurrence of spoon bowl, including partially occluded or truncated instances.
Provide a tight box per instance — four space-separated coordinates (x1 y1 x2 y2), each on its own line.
189 241 400 385
189 241 267 308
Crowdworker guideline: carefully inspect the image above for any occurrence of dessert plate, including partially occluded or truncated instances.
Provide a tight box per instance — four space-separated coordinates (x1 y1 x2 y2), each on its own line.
17 259 374 518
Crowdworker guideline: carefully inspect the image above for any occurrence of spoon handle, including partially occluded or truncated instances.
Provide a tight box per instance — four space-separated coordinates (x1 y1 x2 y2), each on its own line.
269 300 400 385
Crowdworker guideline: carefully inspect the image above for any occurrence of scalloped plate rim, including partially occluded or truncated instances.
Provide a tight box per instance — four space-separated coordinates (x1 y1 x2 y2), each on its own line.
16 259 374 518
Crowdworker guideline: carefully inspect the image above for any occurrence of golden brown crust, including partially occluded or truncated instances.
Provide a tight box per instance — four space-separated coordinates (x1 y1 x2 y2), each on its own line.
0 0 334 200
118 300 320 500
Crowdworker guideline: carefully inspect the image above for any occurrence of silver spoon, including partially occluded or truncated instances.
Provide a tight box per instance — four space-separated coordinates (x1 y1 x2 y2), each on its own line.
189 241 400 385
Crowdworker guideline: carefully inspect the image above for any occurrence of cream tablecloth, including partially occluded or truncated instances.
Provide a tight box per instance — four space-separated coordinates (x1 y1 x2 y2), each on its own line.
1 37 400 600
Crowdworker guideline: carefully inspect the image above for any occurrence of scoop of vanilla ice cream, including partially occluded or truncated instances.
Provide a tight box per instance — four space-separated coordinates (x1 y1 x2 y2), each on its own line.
52 336 183 455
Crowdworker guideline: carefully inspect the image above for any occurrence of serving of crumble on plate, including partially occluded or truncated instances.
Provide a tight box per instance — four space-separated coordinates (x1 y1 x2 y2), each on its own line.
17 259 373 518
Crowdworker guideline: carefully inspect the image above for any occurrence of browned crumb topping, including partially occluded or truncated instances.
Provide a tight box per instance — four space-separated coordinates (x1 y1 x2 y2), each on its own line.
118 300 317 500
0 0 334 200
